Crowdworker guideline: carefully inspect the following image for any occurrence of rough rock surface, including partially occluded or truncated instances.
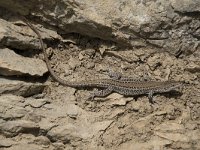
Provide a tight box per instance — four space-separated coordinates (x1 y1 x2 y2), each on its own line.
0 17 61 50
0 48 47 76
0 0 199 54
0 77 46 97
0 0 199 150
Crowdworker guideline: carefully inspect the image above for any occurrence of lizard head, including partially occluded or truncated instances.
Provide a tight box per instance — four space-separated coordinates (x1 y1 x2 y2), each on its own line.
165 81 183 91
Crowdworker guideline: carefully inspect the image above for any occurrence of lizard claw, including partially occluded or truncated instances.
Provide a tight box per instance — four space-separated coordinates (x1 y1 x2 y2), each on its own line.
108 69 122 80
88 89 98 100
88 93 95 100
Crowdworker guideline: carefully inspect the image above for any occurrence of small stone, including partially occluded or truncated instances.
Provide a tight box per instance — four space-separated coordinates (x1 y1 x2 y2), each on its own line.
47 124 82 143
0 139 15 148
34 136 50 146
84 49 96 57
68 57 81 70
108 93 132 106
78 52 84 60
38 118 56 133
95 64 107 72
99 45 106 55
69 43 74 48
66 104 80 118
130 101 140 111
185 62 200 73
26 98 49 108
85 62 95 69
147 54 161 70
24 112 42 123
52 142 65 149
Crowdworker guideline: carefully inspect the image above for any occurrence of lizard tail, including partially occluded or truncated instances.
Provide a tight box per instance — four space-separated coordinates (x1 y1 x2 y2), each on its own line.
22 16 80 87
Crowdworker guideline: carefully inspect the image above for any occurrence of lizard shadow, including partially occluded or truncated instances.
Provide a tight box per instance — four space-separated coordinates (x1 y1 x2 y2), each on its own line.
161 90 183 99
124 90 182 104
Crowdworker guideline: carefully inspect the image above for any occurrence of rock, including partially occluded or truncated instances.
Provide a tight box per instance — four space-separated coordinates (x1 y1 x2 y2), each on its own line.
0 48 47 76
170 0 200 12
155 132 189 142
107 93 132 106
154 122 190 142
0 139 15 148
0 94 25 104
6 143 44 150
85 62 95 69
0 18 40 50
47 120 113 143
25 98 49 108
0 95 27 120
47 124 82 143
187 130 200 141
185 62 200 73
23 112 42 123
68 56 82 70
119 136 172 150
34 136 51 146
130 101 141 111
0 1 199 150
0 120 40 137
0 0 199 54
66 104 80 119
147 54 162 70
52 142 65 150
0 77 46 97
0 18 61 50
154 122 185 132
0 107 28 120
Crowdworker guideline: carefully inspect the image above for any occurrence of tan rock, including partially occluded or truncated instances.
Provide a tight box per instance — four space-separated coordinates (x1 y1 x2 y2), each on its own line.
0 48 47 76
0 77 46 96
0 120 39 137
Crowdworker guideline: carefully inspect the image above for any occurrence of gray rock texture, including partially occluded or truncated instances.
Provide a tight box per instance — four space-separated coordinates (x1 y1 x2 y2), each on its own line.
0 48 47 76
0 0 199 150
0 0 199 54
0 77 46 96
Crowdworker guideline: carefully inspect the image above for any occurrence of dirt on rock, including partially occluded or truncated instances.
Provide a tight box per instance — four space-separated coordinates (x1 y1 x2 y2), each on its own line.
0 1 200 150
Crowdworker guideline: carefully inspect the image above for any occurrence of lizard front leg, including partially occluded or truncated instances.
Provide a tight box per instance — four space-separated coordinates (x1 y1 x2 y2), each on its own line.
89 86 113 100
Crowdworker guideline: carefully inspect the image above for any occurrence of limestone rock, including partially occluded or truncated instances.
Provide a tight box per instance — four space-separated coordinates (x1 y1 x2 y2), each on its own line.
0 18 40 50
0 18 61 51
0 0 199 54
0 120 39 137
0 139 15 148
0 48 47 76
0 77 46 96
47 120 113 143
170 0 200 12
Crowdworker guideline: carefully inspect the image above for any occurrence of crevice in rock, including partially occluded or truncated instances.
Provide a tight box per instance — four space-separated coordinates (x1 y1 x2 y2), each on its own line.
175 11 200 18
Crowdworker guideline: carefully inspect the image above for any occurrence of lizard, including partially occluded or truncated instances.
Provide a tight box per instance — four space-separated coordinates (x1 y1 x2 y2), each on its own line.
23 18 182 102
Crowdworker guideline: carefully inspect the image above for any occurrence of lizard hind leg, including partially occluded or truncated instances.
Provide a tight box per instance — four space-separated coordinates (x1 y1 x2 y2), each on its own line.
108 69 122 80
88 86 113 100
108 70 140 81
148 91 154 103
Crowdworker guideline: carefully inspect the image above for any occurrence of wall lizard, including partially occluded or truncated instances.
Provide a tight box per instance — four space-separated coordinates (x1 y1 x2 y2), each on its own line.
24 18 182 102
